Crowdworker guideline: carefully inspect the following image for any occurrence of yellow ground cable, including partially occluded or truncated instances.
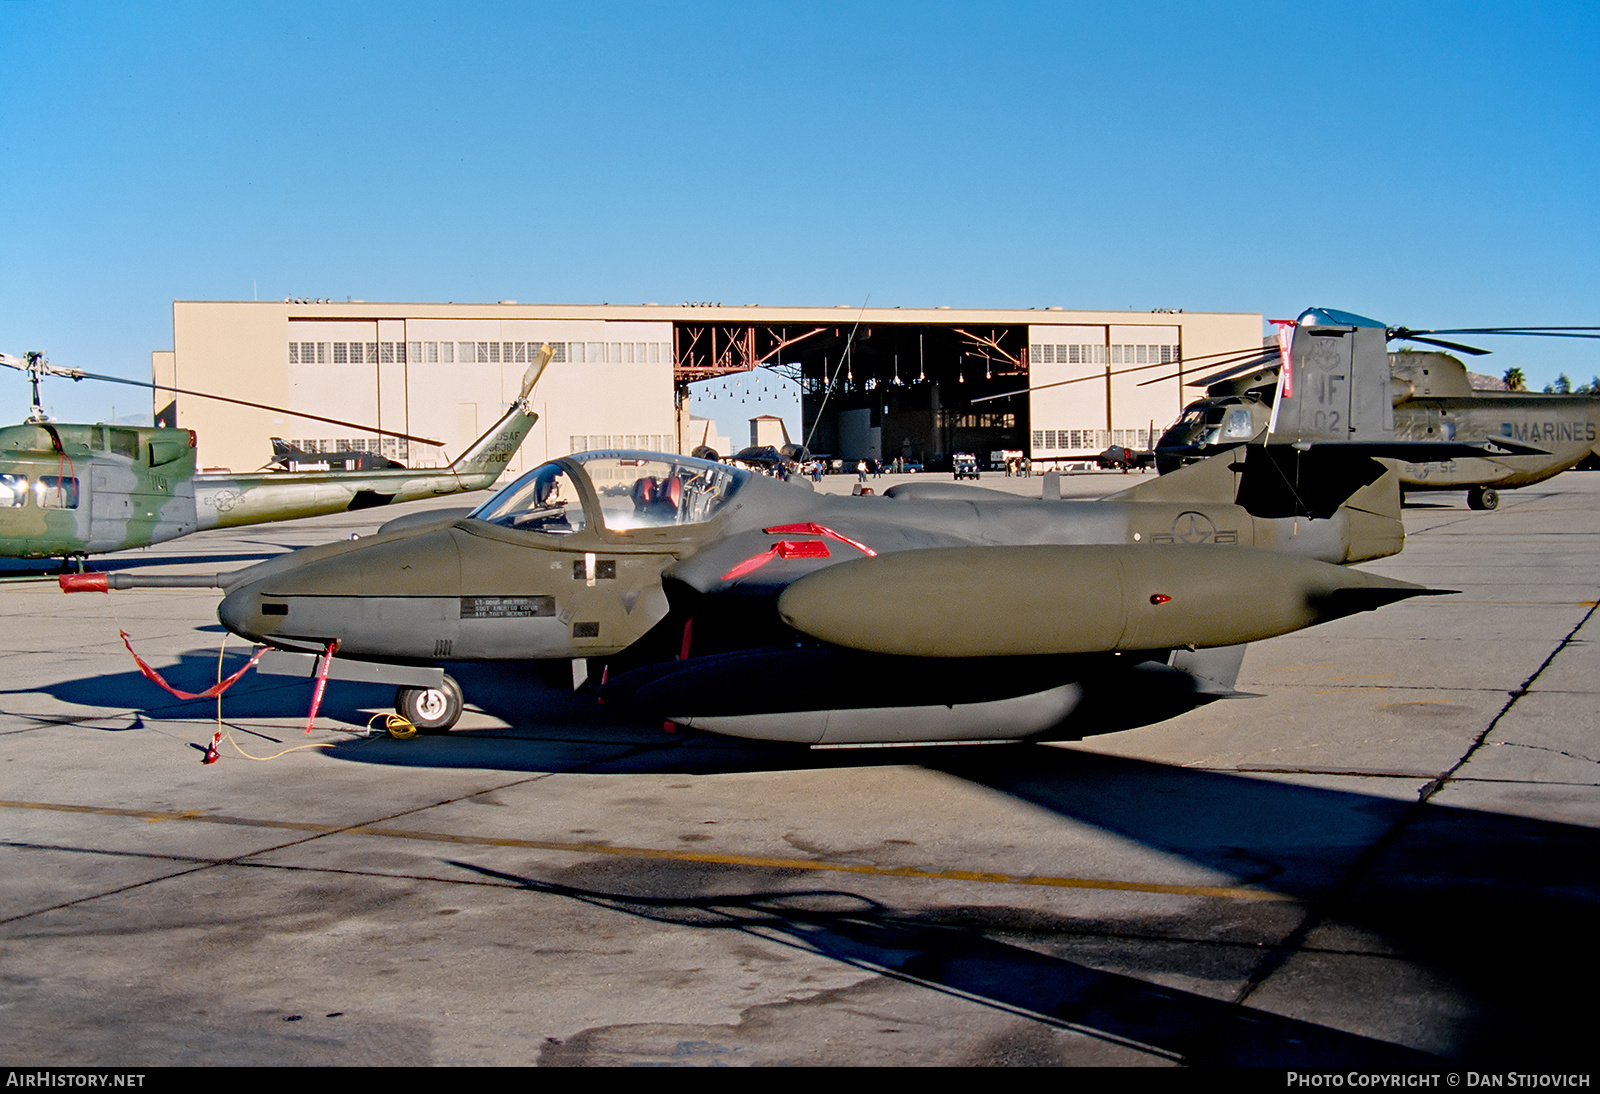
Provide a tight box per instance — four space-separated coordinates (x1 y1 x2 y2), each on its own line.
210 635 335 761
368 712 419 739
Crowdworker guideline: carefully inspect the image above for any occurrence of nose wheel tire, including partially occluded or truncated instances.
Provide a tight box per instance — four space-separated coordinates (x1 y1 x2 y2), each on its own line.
1467 485 1500 511
395 674 463 732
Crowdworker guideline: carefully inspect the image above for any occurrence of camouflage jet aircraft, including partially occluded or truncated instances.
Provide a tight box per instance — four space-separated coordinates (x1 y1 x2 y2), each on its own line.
71 313 1491 745
1 347 549 560
1154 310 1597 509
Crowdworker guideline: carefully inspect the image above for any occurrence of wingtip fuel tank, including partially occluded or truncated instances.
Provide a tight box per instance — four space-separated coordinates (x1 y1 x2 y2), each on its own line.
775 544 1445 658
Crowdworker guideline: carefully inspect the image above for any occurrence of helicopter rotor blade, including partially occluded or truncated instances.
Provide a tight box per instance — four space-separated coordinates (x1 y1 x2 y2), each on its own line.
1403 326 1600 337
3 354 445 447
1388 325 1600 354
1139 348 1273 390
1387 332 1492 356
1180 352 1283 388
75 371 446 447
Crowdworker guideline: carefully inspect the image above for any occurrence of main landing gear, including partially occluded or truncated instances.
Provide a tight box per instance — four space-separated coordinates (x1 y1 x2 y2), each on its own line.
395 674 463 732
1467 485 1500 511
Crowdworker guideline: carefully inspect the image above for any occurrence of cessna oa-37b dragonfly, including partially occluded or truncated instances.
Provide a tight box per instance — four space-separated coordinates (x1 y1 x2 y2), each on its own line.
1155 309 1600 510
71 314 1497 745
0 347 549 561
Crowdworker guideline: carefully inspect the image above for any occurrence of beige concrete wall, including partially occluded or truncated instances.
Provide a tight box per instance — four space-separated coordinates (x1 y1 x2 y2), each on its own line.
171 303 678 475
1027 312 1260 460
173 301 292 470
150 351 176 426
166 301 1261 475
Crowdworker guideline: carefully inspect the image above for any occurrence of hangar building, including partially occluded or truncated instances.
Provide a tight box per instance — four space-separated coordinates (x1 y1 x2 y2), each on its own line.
154 300 1261 476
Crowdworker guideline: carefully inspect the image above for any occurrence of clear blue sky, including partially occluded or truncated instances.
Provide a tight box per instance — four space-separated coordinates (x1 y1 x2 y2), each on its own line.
3 1 1596 434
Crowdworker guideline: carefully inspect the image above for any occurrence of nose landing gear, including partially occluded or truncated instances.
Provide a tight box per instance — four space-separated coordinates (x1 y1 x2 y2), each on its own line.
1467 485 1500 511
395 674 463 732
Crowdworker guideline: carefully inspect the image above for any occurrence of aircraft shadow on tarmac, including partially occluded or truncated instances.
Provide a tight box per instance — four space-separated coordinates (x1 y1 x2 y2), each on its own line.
452 864 1435 1068
432 750 1599 1068
11 652 1233 755
14 655 1599 1065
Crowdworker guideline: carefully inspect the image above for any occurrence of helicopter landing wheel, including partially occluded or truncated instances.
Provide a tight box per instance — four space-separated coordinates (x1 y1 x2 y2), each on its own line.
1467 485 1500 511
395 674 463 732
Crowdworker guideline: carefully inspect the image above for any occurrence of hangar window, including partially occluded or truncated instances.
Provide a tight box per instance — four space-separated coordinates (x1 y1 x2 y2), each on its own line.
514 342 525 363
380 342 395 364
587 342 605 362
410 342 421 362
288 343 298 364
366 342 378 363
553 343 567 363
333 343 348 364
570 435 587 453
316 343 327 364
1032 431 1043 449
351 343 365 364
425 342 438 363
458 342 474 363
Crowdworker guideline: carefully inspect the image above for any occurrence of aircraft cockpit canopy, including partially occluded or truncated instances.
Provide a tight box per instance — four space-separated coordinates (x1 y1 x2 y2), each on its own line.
470 452 749 534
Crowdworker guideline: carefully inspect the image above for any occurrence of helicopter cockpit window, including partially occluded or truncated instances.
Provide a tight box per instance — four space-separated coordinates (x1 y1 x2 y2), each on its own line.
0 474 26 508
34 476 78 510
469 463 587 534
573 453 747 531
1222 408 1257 439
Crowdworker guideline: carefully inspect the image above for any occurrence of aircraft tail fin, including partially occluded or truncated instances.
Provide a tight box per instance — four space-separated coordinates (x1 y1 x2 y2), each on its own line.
447 344 553 479
1109 445 1242 504
1267 309 1395 445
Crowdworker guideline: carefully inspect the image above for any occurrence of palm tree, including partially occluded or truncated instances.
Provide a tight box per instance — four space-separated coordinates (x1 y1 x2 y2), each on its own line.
1503 367 1527 391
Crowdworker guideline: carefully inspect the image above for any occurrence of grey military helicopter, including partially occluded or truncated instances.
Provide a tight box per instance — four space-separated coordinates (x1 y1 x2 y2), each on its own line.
71 311 1499 744
1154 309 1599 509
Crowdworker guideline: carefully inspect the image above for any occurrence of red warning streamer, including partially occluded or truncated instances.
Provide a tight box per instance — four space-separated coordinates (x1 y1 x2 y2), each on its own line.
120 629 265 702
303 639 340 734
763 522 877 557
721 539 831 581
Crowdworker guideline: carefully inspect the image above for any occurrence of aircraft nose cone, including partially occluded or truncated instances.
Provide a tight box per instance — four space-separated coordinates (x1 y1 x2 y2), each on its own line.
218 581 273 644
